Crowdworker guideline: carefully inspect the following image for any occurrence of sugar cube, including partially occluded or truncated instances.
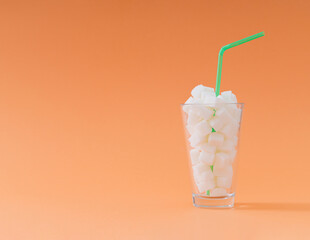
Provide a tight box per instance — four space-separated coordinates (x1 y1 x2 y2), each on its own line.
213 165 233 177
190 149 200 166
214 153 231 168
210 188 227 197
199 151 215 165
216 176 232 188
208 132 224 147
195 120 212 136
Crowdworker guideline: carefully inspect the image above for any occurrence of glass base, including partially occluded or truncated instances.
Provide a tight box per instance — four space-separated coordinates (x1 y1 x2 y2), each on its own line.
192 193 235 208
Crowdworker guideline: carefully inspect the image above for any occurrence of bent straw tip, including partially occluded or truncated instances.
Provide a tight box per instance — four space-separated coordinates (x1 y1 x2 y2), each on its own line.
258 31 265 36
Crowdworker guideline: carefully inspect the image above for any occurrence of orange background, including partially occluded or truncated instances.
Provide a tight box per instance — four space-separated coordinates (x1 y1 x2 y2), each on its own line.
0 0 310 239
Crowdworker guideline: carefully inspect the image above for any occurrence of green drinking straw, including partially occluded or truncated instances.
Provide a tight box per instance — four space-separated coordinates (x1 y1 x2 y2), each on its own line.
215 32 265 96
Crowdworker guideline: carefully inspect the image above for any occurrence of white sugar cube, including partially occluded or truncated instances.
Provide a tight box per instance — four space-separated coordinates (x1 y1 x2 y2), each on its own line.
221 91 237 103
187 111 201 126
220 124 238 139
193 168 213 186
215 107 235 125
218 140 235 153
191 85 214 99
210 188 227 197
197 178 215 193
208 132 224 147
201 89 216 98
193 163 213 181
215 95 226 103
191 85 205 99
195 120 212 136
213 165 233 177
214 153 231 168
198 143 216 154
192 106 213 120
192 162 209 176
209 117 225 131
195 168 215 192
216 176 232 188
186 124 195 135
199 151 215 165
202 94 217 106
212 96 226 110
195 168 213 182
189 132 206 147
190 149 200 166
185 96 195 104
225 104 238 117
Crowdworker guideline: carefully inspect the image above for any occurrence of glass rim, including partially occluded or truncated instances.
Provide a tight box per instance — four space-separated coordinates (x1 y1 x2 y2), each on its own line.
180 103 244 106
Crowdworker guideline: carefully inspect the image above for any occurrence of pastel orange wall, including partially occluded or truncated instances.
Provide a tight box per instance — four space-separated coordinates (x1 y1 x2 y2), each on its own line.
0 0 310 239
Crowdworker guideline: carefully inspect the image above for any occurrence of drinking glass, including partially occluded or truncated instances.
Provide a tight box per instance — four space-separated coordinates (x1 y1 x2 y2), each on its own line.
181 103 244 208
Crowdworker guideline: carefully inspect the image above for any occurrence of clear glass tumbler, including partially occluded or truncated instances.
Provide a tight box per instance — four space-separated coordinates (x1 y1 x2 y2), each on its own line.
181 103 244 208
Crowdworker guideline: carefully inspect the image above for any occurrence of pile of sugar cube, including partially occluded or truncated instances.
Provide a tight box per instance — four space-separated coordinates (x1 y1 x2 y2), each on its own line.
183 85 241 197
